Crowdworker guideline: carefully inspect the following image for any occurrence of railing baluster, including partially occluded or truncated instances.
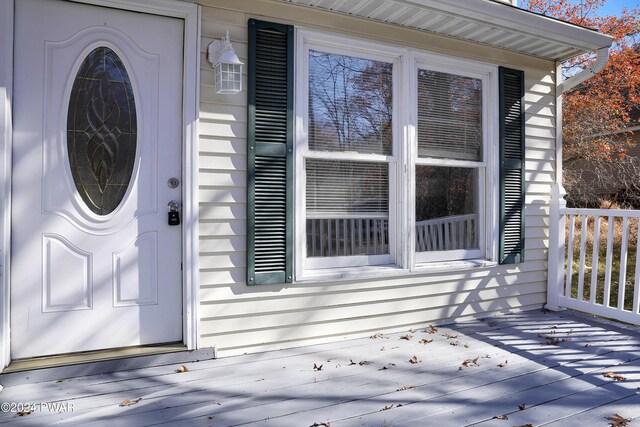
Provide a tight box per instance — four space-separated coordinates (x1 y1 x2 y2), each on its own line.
320 219 325 257
451 221 458 250
311 219 316 257
565 214 576 298
366 220 371 255
590 216 601 305
343 218 348 256
350 219 355 256
603 216 615 307
577 214 588 301
618 217 629 310
358 219 363 255
634 219 640 314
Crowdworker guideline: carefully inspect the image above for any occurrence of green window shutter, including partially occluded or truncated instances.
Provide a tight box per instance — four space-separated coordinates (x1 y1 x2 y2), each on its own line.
247 19 294 285
499 66 525 265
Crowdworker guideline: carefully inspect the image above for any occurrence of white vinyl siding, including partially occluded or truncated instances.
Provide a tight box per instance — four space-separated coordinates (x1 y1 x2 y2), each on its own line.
197 0 555 357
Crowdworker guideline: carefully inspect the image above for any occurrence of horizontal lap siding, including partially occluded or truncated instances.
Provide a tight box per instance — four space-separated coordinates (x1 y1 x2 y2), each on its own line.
197 0 556 357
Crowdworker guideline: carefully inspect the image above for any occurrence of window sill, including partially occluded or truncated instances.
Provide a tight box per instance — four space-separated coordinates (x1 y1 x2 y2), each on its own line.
413 259 498 273
296 259 497 283
296 264 407 283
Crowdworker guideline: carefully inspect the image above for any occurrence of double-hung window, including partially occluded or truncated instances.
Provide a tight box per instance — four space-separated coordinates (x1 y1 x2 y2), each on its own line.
413 61 494 264
297 39 400 272
247 21 524 284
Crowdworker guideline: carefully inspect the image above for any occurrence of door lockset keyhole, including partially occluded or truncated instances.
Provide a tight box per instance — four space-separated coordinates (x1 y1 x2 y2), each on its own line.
167 200 180 226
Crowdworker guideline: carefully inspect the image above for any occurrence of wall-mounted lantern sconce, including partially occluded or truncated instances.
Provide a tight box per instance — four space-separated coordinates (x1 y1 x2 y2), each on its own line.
207 31 244 94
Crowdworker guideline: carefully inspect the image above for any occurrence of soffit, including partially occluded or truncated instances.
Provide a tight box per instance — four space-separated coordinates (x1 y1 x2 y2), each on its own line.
277 0 614 61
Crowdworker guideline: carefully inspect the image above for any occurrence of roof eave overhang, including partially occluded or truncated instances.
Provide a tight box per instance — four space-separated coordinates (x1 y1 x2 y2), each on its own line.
277 0 614 61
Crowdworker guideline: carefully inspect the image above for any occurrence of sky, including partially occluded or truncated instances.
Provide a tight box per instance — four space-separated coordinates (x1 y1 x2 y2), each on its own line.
598 0 639 16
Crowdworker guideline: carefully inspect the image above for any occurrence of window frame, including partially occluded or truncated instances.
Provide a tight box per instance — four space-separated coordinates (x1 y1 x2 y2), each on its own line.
295 30 405 275
410 55 499 266
294 28 500 280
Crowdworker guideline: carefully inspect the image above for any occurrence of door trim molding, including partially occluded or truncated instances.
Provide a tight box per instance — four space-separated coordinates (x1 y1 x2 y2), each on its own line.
0 0 201 369
0 0 14 371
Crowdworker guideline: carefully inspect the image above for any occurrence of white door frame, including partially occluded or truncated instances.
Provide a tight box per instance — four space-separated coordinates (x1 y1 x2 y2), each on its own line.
0 0 200 369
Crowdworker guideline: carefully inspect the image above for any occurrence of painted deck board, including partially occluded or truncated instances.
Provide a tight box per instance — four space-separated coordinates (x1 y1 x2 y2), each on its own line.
0 310 638 426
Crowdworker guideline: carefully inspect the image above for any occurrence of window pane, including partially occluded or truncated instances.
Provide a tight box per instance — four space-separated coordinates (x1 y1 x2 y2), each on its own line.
306 159 389 257
67 46 137 215
308 50 392 155
418 69 482 161
415 166 478 251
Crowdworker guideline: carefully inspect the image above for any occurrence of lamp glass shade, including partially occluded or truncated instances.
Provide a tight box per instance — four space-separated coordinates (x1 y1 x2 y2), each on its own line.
215 62 242 94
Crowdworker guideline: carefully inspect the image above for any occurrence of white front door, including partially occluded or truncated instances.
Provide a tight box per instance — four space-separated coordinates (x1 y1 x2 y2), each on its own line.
11 0 184 359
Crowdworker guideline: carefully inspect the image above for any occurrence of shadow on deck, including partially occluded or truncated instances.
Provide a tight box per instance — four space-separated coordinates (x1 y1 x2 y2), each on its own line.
0 309 638 426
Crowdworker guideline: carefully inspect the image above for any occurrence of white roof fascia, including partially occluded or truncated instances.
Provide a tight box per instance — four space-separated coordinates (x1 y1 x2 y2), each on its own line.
403 0 614 52
280 0 615 61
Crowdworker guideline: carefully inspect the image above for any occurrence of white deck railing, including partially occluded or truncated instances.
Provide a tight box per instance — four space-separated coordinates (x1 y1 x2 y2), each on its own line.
306 217 389 257
549 206 640 325
306 214 476 258
415 214 476 251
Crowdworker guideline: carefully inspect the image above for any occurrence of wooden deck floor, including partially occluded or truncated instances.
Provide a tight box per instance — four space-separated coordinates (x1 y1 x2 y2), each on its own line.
0 309 639 426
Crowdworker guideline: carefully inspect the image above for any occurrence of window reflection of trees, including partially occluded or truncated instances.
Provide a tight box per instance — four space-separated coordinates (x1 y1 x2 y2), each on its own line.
308 51 392 155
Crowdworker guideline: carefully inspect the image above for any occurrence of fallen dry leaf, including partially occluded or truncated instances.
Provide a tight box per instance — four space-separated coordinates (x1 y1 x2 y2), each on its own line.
409 355 421 364
425 325 438 334
450 341 461 347
370 333 386 339
538 333 571 346
518 403 527 410
515 425 533 427
348 359 357 366
359 360 372 366
16 409 32 417
498 360 508 368
381 405 393 411
603 372 626 381
400 334 413 341
176 365 189 373
397 385 415 391
493 415 508 420
606 413 631 426
119 397 142 407
380 346 386 351
419 339 433 345
310 423 331 427
459 356 480 370
313 363 323 371
442 333 458 339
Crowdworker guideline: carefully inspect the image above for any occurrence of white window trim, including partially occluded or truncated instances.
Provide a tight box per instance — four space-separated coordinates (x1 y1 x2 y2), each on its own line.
411 54 499 267
295 29 407 278
294 28 500 281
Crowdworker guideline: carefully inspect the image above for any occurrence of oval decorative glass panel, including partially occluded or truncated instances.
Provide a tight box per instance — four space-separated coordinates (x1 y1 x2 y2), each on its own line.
67 47 137 215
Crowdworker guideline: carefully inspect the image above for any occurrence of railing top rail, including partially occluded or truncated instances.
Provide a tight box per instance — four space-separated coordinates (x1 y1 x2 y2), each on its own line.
562 207 640 218
416 214 477 226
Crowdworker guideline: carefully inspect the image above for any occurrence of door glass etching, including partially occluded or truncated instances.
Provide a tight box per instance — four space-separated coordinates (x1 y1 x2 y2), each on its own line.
67 46 137 215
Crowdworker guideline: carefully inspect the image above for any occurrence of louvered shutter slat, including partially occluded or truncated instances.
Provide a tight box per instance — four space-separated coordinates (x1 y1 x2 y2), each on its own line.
247 19 294 285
